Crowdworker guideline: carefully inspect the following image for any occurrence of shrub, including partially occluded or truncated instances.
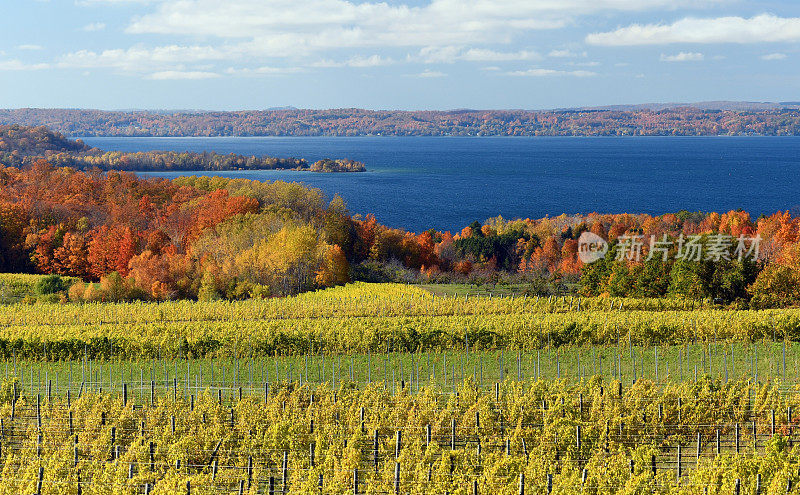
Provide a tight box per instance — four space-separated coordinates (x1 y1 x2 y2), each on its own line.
34 274 66 295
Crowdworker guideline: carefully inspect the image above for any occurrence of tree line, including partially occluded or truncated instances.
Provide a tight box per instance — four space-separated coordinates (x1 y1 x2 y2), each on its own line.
0 125 365 172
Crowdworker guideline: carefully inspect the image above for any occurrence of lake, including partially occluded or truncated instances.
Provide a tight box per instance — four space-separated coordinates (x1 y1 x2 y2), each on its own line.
81 136 800 233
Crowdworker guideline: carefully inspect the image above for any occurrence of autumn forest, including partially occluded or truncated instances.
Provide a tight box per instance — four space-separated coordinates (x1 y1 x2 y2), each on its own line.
0 125 798 309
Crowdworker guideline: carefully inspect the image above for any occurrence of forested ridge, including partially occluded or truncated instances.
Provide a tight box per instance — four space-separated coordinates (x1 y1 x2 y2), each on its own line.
3 107 800 136
0 125 365 172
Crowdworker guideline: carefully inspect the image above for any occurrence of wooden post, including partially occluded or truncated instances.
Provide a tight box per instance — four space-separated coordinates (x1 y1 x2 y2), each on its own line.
374 430 379 471
395 430 402 458
735 423 740 454
734 478 741 495
696 432 701 463
546 474 552 494
518 473 525 495
36 467 43 495
451 419 456 450
353 469 359 494
772 410 776 437
282 451 288 493
247 455 254 489
677 444 682 481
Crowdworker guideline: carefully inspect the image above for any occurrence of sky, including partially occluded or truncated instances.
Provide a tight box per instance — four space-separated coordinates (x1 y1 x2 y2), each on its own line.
2 0 800 110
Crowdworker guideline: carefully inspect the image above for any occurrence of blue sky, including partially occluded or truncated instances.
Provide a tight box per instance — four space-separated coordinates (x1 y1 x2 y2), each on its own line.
2 0 800 110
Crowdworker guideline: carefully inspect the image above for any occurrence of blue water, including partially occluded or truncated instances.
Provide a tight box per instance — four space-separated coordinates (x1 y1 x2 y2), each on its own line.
81 136 800 233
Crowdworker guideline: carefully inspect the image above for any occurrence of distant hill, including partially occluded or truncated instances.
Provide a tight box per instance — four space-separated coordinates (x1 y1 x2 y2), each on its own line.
564 101 800 112
1 105 800 137
0 125 364 172
0 124 91 156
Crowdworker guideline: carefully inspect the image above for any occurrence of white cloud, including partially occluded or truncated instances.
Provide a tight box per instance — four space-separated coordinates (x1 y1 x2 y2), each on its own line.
146 70 220 80
77 0 155 4
762 52 787 60
416 69 446 78
82 23 107 32
506 68 597 77
42 0 731 81
125 0 724 53
548 49 577 58
59 45 228 72
587 14 800 46
312 55 394 68
660 52 704 62
17 44 44 51
417 46 462 64
459 48 541 62
417 46 540 63
225 66 306 75
0 60 50 71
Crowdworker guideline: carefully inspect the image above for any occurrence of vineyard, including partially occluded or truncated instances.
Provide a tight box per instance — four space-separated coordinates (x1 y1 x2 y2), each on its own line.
0 282 798 359
3 379 800 493
1 282 800 492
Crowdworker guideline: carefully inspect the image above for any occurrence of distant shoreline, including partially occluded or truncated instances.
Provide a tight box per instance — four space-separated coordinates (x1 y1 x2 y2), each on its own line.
4 107 800 138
